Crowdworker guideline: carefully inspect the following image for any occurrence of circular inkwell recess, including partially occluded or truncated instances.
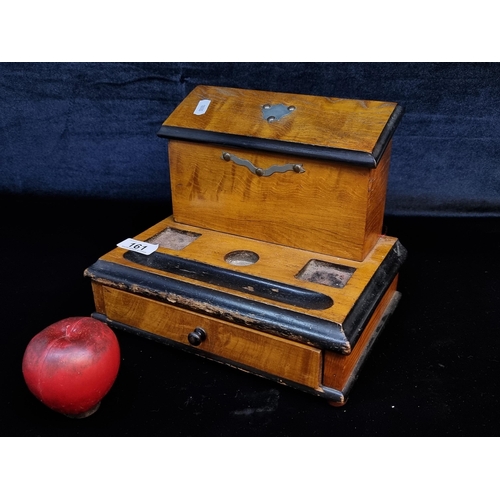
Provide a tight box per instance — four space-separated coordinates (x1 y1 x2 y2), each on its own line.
224 250 259 266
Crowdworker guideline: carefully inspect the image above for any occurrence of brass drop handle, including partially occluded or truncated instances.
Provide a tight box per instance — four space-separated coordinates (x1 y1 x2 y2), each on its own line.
222 152 305 177
187 327 207 346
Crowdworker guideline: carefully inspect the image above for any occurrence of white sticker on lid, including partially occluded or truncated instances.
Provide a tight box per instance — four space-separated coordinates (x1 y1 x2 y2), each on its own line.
117 238 159 255
194 99 211 115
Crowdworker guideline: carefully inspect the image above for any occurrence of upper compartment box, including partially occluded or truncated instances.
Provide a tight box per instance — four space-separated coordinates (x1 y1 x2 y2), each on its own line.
158 86 403 261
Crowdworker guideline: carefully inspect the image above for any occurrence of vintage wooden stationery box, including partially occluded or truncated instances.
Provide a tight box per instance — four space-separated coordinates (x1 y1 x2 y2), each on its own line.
85 86 407 405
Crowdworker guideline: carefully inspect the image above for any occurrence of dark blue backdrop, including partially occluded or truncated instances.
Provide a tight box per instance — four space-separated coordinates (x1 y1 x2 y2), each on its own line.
2 62 499 216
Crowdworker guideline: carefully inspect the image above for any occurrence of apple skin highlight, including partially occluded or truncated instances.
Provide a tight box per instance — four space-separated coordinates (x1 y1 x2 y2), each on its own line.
22 317 120 417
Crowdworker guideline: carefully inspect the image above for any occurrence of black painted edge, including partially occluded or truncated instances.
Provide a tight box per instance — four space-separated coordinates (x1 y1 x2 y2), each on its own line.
157 104 404 168
123 250 334 311
158 126 376 167
85 260 350 353
342 291 401 396
343 241 407 346
372 104 405 162
92 312 345 403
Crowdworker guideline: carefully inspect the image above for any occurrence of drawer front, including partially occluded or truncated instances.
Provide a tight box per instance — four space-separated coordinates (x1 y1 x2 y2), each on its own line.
101 286 322 389
169 140 374 260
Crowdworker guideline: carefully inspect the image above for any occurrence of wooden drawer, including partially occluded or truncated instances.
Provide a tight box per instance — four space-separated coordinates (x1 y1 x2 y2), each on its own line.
99 285 322 389
169 140 391 261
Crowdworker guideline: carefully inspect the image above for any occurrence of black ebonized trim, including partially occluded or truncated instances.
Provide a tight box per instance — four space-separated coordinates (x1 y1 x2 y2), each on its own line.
156 105 404 168
372 105 405 162
343 241 407 347
85 240 406 353
341 291 401 396
85 260 349 352
158 126 376 167
123 250 333 311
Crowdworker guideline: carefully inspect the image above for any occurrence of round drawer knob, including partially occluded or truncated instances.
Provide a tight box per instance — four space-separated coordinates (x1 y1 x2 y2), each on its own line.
187 327 207 346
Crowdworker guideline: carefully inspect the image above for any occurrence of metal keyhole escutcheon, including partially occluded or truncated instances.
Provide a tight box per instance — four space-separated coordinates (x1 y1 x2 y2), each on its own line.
187 327 207 346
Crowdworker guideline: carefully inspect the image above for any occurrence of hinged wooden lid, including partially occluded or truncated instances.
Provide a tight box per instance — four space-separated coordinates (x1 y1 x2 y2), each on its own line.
158 85 404 167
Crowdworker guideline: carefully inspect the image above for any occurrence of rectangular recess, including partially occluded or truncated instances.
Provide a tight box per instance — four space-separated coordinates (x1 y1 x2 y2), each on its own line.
147 227 201 251
296 259 356 288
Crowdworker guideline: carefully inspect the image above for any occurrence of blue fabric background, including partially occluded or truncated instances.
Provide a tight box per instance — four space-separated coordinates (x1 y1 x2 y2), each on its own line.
1 62 499 216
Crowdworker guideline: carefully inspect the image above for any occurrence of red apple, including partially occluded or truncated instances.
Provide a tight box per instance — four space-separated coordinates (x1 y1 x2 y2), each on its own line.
22 317 120 417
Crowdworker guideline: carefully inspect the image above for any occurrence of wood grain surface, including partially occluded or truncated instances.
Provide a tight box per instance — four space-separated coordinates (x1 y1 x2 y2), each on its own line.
95 216 399 328
163 85 398 154
322 276 399 393
96 284 322 389
169 141 392 260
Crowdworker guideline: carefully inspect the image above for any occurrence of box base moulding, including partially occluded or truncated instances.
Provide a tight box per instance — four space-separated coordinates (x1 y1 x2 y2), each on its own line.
84 217 406 405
